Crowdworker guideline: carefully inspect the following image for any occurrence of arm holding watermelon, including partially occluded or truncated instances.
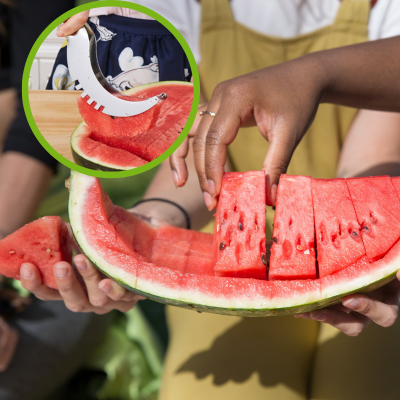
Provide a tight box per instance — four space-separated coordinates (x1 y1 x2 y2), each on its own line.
20 154 212 314
185 35 400 207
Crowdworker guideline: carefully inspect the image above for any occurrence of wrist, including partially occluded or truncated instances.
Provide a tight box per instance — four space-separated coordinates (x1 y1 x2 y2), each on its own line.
129 200 189 229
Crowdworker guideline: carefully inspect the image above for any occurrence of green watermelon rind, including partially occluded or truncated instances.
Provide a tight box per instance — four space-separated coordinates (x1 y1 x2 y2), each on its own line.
68 172 400 317
71 81 193 172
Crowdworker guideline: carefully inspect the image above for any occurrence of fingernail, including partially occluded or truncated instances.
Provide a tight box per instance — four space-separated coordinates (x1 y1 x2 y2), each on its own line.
311 313 327 322
207 180 216 198
20 264 32 279
172 170 179 188
204 192 214 211
343 298 360 309
55 264 69 279
75 259 87 272
99 283 112 293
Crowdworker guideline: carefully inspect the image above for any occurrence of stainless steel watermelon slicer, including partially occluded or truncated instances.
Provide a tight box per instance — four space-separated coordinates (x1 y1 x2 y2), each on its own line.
67 23 165 117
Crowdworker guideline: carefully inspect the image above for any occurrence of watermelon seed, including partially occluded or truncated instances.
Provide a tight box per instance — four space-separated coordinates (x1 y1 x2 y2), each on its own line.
297 245 303 251
304 249 310 255
362 226 370 232
351 231 358 238
272 206 276 210
46 248 51 253
219 242 226 250
272 237 278 243
188 304 195 309
217 223 220 232
261 254 267 265
197 311 202 314
238 222 243 231
110 116 115 119
9 250 15 255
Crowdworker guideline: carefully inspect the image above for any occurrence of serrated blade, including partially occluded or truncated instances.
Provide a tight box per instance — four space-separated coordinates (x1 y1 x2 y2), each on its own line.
67 23 165 117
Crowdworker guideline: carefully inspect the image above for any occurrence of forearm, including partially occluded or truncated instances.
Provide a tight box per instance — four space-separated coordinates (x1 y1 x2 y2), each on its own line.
0 152 53 238
131 145 213 230
314 36 400 111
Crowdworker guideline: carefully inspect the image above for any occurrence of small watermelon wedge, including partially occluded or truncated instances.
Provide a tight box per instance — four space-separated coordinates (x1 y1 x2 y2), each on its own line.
269 175 316 280
213 172 267 280
0 217 72 289
346 176 400 261
312 178 365 277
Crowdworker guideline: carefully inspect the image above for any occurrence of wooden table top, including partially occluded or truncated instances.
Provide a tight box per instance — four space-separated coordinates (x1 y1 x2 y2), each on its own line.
29 90 83 163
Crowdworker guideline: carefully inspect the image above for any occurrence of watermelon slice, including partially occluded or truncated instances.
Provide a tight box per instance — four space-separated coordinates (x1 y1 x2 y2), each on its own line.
70 122 147 171
269 175 316 280
0 217 72 289
71 81 193 171
213 172 267 280
346 176 400 261
67 172 400 317
311 178 365 277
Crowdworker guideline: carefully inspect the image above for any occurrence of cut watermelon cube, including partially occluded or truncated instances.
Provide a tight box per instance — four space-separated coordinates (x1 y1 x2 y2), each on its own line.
213 171 267 280
269 175 316 280
312 178 365 277
346 176 400 261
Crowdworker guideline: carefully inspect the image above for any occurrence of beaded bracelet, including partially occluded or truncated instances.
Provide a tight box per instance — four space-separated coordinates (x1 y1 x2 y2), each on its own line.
131 198 191 230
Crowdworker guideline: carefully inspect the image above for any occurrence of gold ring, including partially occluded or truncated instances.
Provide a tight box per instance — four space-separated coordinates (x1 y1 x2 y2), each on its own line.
200 111 216 117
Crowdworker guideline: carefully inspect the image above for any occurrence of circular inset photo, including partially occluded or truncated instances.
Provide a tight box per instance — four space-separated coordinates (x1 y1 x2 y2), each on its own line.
23 1 199 178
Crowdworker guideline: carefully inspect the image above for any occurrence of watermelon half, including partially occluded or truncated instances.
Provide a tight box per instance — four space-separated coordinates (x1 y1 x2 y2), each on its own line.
71 81 193 171
68 172 400 317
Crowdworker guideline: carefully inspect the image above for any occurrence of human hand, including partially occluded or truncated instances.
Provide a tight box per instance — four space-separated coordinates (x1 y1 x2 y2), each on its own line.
20 253 144 315
295 273 400 336
170 102 208 188
192 56 326 209
57 11 90 37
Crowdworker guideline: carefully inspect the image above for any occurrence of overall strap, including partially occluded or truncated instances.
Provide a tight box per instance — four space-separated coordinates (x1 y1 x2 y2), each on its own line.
334 0 370 27
201 0 235 32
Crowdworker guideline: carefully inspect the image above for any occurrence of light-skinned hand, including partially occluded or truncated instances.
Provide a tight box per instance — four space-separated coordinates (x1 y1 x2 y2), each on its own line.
57 11 90 37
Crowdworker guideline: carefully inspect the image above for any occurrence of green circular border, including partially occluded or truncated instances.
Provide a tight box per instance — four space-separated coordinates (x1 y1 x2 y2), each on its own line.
22 1 199 178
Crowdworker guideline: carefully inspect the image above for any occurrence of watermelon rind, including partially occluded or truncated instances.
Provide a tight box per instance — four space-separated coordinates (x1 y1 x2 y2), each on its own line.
68 172 400 317
71 81 192 171
71 122 134 171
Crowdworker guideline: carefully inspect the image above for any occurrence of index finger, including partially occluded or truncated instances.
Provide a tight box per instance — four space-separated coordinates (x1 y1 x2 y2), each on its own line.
57 11 90 37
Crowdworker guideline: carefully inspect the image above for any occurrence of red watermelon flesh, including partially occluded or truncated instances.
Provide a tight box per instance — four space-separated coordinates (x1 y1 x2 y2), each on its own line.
90 93 192 162
0 216 72 289
311 178 365 277
151 226 213 275
269 175 316 280
78 177 213 280
77 92 163 138
391 177 400 200
213 171 267 280
346 176 400 261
